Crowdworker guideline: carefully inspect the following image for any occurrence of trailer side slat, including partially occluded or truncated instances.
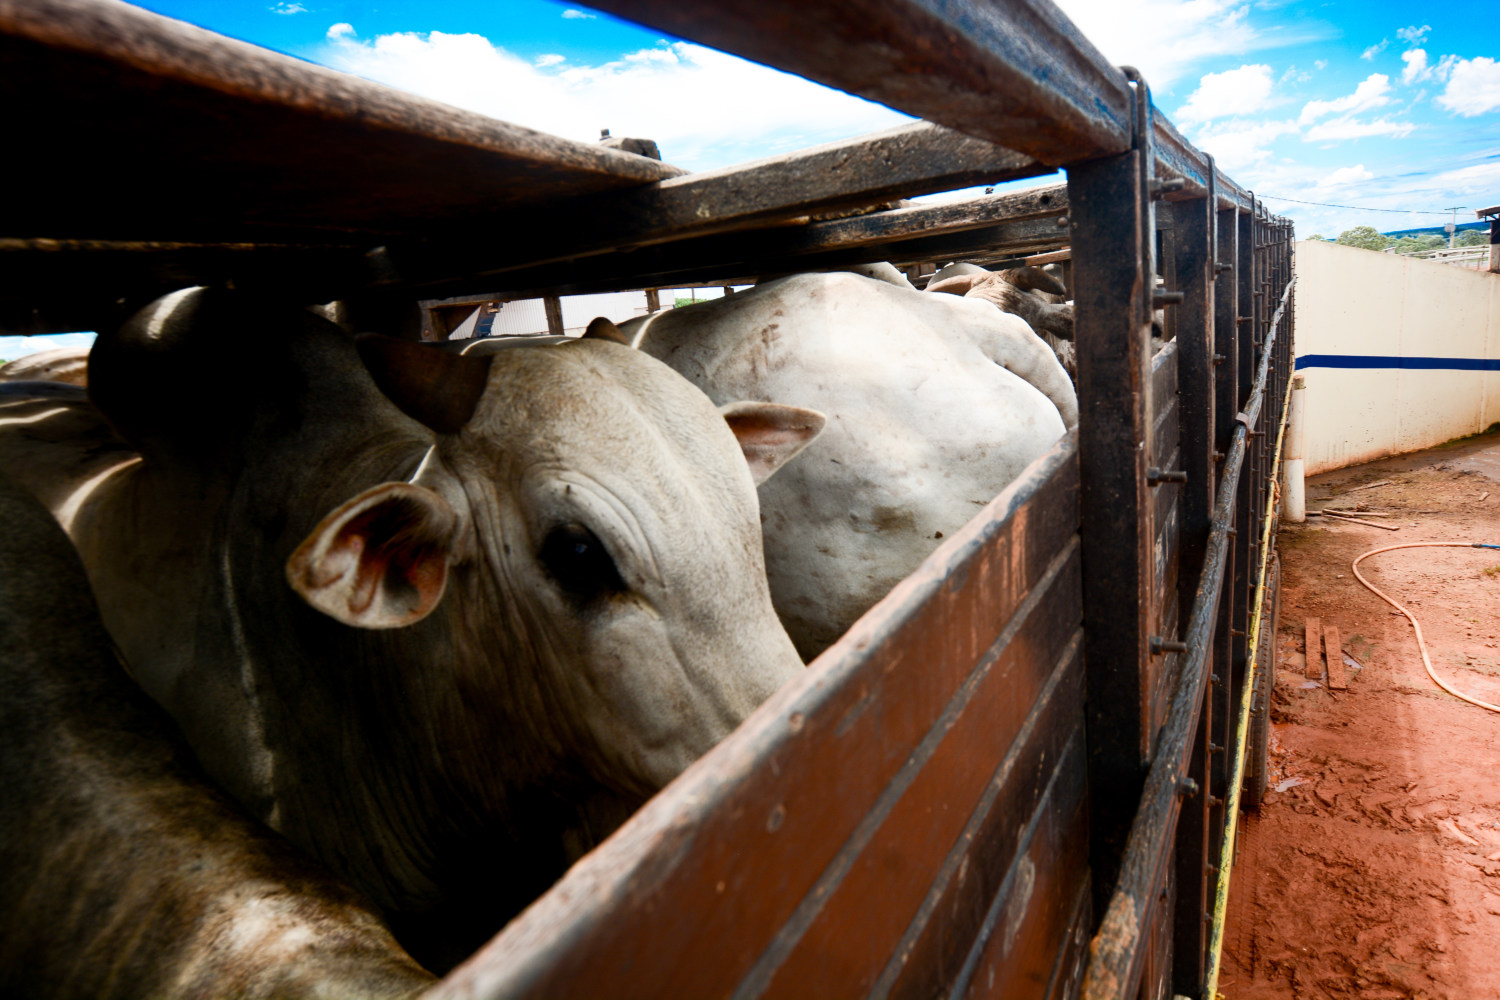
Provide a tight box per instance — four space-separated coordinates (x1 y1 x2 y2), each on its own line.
879 632 1085 999
955 729 1090 1000
753 579 1082 998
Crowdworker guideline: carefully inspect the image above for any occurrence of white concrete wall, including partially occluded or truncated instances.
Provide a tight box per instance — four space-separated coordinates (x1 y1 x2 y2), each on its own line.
1294 239 1500 474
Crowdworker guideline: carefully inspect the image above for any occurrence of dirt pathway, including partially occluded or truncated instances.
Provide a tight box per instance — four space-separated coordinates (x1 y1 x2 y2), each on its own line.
1220 432 1500 999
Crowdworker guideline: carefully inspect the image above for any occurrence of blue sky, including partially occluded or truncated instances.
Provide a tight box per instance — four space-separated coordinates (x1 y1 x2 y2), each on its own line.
9 0 1491 358
118 0 1498 240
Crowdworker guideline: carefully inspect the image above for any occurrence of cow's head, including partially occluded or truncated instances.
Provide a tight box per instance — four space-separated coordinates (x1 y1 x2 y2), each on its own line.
286 334 822 792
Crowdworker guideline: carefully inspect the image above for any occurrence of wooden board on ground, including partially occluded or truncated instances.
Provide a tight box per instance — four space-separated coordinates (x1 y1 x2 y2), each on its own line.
1325 625 1346 690
1305 618 1322 680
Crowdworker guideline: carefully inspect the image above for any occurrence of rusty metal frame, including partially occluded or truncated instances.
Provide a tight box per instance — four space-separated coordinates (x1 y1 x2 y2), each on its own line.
5 1 1301 996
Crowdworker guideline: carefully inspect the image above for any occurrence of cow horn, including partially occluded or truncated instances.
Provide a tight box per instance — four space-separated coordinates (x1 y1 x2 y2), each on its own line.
925 274 980 296
997 266 1069 296
356 335 493 435
582 317 632 345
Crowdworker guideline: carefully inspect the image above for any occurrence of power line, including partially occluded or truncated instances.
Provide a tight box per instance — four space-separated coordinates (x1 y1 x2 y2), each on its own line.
1257 194 1453 216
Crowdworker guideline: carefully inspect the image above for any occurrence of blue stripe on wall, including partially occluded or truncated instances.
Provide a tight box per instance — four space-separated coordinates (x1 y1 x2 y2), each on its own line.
1295 355 1500 372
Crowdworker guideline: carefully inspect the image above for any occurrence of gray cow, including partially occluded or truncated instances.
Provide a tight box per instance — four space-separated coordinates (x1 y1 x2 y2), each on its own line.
0 469 435 999
0 288 821 970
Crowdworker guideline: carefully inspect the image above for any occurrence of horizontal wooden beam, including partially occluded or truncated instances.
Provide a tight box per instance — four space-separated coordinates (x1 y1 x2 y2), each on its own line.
1 184 1068 331
587 0 1134 168
1 0 681 245
386 188 1070 300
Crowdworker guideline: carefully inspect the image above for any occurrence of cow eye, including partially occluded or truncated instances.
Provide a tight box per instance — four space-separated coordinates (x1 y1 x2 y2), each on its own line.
539 523 625 601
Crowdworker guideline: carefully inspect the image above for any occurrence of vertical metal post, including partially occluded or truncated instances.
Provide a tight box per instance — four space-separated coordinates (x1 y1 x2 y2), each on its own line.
543 295 565 336
1232 203 1256 704
1071 67 1157 915
1169 169 1217 996
1208 192 1239 915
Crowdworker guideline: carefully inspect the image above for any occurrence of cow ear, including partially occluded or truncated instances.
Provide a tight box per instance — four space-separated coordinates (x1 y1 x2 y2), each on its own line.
356 334 493 435
582 317 632 345
287 482 459 629
719 401 826 485
926 274 980 296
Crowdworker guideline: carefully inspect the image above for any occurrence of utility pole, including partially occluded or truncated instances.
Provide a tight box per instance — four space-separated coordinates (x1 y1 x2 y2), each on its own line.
1443 206 1467 248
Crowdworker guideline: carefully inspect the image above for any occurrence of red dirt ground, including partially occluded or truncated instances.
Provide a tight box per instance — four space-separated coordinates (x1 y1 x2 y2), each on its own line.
1220 432 1500 999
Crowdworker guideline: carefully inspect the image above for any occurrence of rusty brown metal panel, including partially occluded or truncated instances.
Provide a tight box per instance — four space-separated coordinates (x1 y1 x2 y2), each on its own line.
957 730 1090 999
755 567 1083 998
430 435 1079 1000
879 632 1085 999
1044 878 1092 1000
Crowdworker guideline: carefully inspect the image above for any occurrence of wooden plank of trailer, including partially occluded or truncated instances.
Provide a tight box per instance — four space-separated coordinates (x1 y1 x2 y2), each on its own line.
428 435 1084 1000
1305 618 1322 679
1 0 682 246
587 0 1133 168
1026 248 1073 266
396 196 1070 302
1325 625 1347 690
590 0 1254 212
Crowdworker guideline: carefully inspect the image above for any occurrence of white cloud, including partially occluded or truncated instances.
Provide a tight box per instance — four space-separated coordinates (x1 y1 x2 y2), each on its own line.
1314 59 1328 71
1299 74 1392 124
326 22 354 39
560 8 595 19
1401 49 1430 85
535 53 565 68
1317 164 1373 188
1435 57 1500 116
1396 25 1431 45
1280 64 1311 85
1177 64 1274 123
1303 115 1416 142
1429 159 1500 190
317 32 911 169
1189 118 1299 172
1361 39 1389 61
270 1 306 13
1050 0 1277 89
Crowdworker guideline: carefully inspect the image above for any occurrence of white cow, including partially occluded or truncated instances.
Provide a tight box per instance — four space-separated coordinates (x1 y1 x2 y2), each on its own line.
928 263 1077 375
0 287 821 971
617 271 1076 659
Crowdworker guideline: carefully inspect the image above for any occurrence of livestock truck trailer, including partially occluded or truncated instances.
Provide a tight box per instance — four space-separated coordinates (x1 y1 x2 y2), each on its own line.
1 0 1292 996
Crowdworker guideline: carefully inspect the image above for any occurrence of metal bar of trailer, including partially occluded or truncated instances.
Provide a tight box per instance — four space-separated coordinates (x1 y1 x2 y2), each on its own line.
364 187 1071 301
1069 95 1156 917
1 182 1070 323
1205 273 1296 1000
1168 173 1217 996
368 124 1050 295
585 0 1133 168
586 0 1256 215
1080 274 1294 1000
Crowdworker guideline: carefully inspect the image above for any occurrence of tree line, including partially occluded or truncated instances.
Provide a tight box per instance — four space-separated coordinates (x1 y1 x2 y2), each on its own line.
1306 226 1489 253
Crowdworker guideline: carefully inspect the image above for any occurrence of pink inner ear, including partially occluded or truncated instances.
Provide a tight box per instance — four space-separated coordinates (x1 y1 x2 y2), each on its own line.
313 491 451 624
721 405 824 484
